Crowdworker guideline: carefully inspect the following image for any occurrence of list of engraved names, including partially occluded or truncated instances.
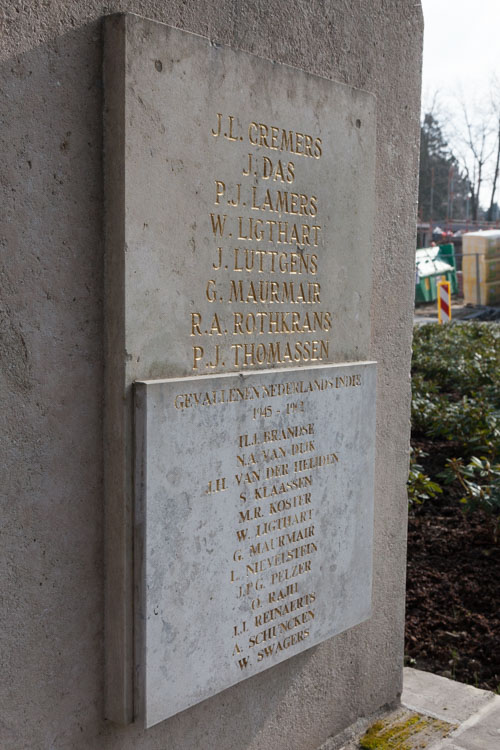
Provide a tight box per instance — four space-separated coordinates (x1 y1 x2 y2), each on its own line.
175 370 361 673
191 114 332 372
136 362 375 724
121 21 377 726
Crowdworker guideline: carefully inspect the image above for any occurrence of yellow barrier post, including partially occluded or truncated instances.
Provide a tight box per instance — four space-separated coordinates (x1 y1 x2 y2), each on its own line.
437 280 451 324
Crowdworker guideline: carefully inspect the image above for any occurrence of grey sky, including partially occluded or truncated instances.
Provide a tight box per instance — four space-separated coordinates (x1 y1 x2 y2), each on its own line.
421 0 500 203
421 0 500 110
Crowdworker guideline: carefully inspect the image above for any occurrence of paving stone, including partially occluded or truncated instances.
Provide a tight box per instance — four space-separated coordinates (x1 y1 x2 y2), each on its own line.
402 668 496 724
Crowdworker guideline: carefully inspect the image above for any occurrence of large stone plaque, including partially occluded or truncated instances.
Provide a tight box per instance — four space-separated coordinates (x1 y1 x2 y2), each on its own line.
106 14 376 380
104 14 376 723
135 362 376 727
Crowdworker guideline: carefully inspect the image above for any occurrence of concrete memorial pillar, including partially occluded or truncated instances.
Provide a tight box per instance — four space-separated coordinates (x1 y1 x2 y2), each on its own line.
0 3 423 749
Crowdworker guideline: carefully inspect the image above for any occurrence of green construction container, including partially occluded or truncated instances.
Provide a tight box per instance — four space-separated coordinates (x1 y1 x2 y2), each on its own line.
436 244 458 294
415 245 458 304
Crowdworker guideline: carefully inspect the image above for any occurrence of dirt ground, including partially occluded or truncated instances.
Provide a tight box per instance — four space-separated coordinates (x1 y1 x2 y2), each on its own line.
414 299 500 322
405 485 500 692
414 300 468 319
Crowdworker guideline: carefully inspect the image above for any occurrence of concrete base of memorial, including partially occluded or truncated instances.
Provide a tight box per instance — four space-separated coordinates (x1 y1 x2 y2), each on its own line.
319 669 500 750
1 2 423 749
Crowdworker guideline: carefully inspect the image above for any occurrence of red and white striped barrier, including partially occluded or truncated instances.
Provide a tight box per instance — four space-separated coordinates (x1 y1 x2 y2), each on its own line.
437 280 452 324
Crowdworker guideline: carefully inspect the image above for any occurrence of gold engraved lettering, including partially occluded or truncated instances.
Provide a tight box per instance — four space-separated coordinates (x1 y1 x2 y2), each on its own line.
211 113 241 141
233 621 247 636
271 559 312 585
237 217 321 246
254 592 316 627
268 493 312 514
245 542 317 576
228 279 321 304
192 346 204 370
293 452 339 473
291 441 315 455
212 247 223 270
232 248 318 276
211 112 223 137
253 477 313 502
206 345 222 369
201 113 335 666
206 477 227 494
261 157 295 183
247 121 322 160
249 538 275 556
191 312 202 335
226 115 239 141
235 469 260 485
205 280 217 302
207 313 223 335
214 180 225 204
248 611 314 647
259 123 269 147
231 339 329 368
232 311 331 336
238 423 314 447
239 506 263 523
256 628 310 661
242 153 253 176
228 183 241 207
250 525 314 555
210 213 227 237
236 527 248 542
303 134 313 157
236 452 258 467
276 524 315 547
268 582 299 603
262 446 286 461
237 445 286 466
265 463 288 479
249 186 318 216
248 122 259 145
255 509 313 537
237 580 264 598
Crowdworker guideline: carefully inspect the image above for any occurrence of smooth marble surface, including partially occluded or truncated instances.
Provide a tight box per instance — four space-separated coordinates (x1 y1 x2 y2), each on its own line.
135 362 376 727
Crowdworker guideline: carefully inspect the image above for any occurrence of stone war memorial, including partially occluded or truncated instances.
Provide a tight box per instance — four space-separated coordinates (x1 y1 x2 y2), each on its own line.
1 4 423 750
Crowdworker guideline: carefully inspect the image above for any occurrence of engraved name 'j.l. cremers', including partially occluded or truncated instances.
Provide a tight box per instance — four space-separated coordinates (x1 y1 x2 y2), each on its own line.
210 112 323 159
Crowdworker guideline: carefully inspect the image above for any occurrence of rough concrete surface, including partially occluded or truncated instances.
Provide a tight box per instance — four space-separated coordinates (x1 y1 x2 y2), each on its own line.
402 668 500 750
402 667 498 725
321 669 500 749
0 2 422 749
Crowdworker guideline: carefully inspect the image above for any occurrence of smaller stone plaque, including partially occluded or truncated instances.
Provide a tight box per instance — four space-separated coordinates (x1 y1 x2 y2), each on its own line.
135 362 376 727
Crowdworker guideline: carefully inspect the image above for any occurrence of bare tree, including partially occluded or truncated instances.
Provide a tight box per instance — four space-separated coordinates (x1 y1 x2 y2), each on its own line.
450 89 496 221
459 106 493 220
486 117 500 221
487 77 500 222
421 88 499 222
